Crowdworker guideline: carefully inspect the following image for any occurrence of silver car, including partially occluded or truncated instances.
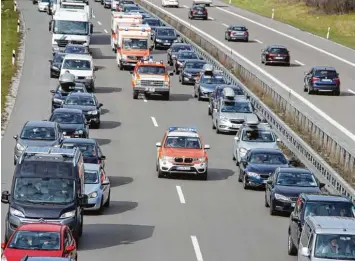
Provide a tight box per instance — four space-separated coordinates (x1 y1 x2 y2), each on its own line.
233 122 280 164
212 97 259 133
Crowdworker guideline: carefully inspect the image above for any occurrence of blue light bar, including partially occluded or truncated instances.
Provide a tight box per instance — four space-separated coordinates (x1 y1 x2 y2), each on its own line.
168 127 197 133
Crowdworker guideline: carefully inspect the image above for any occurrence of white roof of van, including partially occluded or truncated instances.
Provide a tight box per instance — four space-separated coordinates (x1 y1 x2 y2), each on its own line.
53 9 88 21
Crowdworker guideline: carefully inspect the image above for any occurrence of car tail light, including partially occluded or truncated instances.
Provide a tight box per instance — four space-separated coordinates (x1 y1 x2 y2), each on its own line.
333 78 340 84
244 31 248 35
192 10 197 13
204 10 207 14
312 77 320 83
228 31 231 36
267 53 276 57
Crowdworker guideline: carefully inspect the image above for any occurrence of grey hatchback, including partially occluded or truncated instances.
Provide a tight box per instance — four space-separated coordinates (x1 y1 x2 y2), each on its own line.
13 120 62 165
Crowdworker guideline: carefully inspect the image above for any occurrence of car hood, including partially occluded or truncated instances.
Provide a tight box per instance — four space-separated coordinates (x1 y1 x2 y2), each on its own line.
183 68 202 74
18 139 58 147
241 141 279 150
60 69 92 77
246 163 289 175
58 123 85 131
220 112 258 121
274 185 321 198
52 62 62 68
199 83 219 91
3 249 62 261
84 183 101 195
12 202 75 219
156 36 178 40
162 148 204 158
62 104 96 112
83 156 99 164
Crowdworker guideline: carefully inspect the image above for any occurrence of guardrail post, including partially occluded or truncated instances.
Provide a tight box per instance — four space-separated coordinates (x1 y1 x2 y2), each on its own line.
14 0 17 11
17 19 20 33
326 27 331 39
12 50 16 65
271 8 275 19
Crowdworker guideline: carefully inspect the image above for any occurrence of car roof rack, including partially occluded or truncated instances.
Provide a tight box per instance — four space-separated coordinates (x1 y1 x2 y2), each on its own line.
168 127 197 133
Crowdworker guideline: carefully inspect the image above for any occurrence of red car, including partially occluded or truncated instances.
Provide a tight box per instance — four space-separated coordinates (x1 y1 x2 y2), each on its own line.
1 223 77 261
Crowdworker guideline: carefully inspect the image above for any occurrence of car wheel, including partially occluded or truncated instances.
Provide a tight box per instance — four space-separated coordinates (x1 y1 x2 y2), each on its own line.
104 190 110 207
199 171 207 180
212 119 216 129
133 90 138 99
269 200 276 215
232 153 236 160
303 82 308 92
242 174 249 189
158 169 164 178
333 90 340 96
208 107 211 115
264 191 269 207
238 169 242 182
162 93 170 101
307 86 314 95
288 232 297 255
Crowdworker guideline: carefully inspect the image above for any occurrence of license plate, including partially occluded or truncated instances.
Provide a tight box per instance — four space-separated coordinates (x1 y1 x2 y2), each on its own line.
177 166 190 170
291 203 296 207
321 79 332 82
275 57 284 60
232 124 239 128
236 32 244 35
164 43 171 45
198 12 203 14
145 87 155 92
64 135 71 138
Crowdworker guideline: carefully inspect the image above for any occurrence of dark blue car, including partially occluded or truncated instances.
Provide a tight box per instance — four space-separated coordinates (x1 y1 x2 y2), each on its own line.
238 148 292 189
303 66 340 96
265 167 324 215
50 82 88 111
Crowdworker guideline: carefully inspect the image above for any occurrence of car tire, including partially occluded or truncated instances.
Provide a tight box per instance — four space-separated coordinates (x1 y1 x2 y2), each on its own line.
133 91 138 99
203 17 207 20
158 169 164 178
104 190 110 207
303 82 308 92
288 232 297 255
216 125 220 134
333 90 340 96
307 86 314 95
237 169 242 182
243 174 248 189
232 153 236 160
269 200 276 215
14 157 17 165
208 107 211 115
264 192 269 207
50 72 54 78
163 93 170 101
199 171 207 180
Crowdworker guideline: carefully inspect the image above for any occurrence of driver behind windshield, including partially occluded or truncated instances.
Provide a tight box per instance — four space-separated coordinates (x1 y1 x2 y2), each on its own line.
21 127 55 140
137 66 165 74
51 113 83 124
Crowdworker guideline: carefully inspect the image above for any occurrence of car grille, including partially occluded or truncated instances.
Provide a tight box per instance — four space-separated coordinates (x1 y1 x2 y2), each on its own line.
127 56 142 60
290 197 298 202
230 119 244 124
260 174 270 179
55 40 86 47
141 80 164 87
76 76 86 80
175 157 193 163
62 130 76 136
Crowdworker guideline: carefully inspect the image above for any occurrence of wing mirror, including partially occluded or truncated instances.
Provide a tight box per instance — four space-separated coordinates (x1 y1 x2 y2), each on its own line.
49 59 53 64
300 247 310 257
13 135 18 140
99 103 103 108
204 144 210 149
1 242 5 250
50 90 56 94
276 138 281 142
169 72 174 76
319 182 326 189
1 191 10 204
234 136 239 141
65 245 75 252
100 155 106 160
156 142 162 147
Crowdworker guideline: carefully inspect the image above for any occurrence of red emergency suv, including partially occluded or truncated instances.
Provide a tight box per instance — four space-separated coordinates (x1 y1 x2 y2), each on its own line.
1 223 77 261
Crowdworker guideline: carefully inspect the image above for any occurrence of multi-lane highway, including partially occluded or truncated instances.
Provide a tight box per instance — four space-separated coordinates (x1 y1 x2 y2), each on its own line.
1 0 348 260
143 0 355 141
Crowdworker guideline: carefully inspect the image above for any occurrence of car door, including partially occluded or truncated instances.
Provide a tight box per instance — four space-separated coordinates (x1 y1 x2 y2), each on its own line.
234 128 242 159
266 170 277 204
100 168 109 201
291 198 303 245
157 133 166 162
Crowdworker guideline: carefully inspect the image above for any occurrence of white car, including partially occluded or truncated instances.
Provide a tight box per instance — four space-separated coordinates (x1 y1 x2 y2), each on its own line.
162 0 179 8
192 0 212 6
38 0 49 12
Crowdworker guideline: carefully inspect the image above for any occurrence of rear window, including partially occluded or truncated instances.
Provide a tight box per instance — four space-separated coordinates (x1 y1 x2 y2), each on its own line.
269 48 288 54
231 26 246 31
194 6 205 10
314 70 337 78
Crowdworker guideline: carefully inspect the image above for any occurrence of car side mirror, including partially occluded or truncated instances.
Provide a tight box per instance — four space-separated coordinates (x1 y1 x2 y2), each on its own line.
13 135 18 140
79 194 88 206
49 21 52 31
99 103 103 108
102 180 110 186
240 156 247 163
65 245 75 252
204 144 210 149
50 90 56 94
304 71 308 75
1 191 10 204
90 23 94 34
49 59 53 64
300 247 310 257
100 155 106 160
234 136 239 141
292 216 300 223
169 72 174 76
94 66 98 71
156 142 161 147
319 182 326 189
266 180 273 184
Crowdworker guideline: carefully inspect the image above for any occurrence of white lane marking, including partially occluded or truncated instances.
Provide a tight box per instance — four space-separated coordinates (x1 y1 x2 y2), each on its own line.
348 89 355 95
222 23 229 27
104 29 108 34
176 186 186 203
215 7 355 68
97 21 102 25
183 4 189 8
295 60 305 66
92 14 95 18
254 39 263 44
151 116 158 127
191 236 203 261
143 0 355 141
208 16 214 20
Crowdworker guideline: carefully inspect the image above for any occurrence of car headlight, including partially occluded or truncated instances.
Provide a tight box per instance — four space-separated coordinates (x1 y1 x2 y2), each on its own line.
219 116 228 121
275 193 291 201
193 157 206 163
74 130 83 134
239 148 248 155
121 55 127 60
51 65 59 71
60 210 75 218
156 39 162 42
2 255 8 261
136 80 141 85
53 98 63 104
184 72 192 77
86 76 93 80
88 110 98 115
16 143 25 151
88 191 98 198
161 156 174 161
163 81 169 87
10 207 25 218
247 172 260 178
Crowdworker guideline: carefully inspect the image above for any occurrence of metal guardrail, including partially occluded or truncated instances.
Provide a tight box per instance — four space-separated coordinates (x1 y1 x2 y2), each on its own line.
136 0 355 201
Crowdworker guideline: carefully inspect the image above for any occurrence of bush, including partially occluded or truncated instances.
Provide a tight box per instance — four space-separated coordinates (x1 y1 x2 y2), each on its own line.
297 0 355 14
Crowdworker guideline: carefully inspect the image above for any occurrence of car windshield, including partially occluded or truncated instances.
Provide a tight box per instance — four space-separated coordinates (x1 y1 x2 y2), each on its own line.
276 172 318 187
242 129 274 142
61 143 97 158
57 84 87 93
269 48 288 54
231 26 246 31
8 231 61 250
65 46 88 54
137 65 166 74
14 177 75 204
314 70 337 78
178 52 198 60
314 234 355 260
164 136 201 149
122 39 148 50
157 28 176 36
53 54 65 63
221 101 253 113
249 152 287 164
50 113 84 124
20 126 56 141
84 170 99 184
304 202 355 218
173 45 192 53
64 96 96 106
144 19 161 26
184 61 205 69
123 6 139 11
53 20 89 35
62 59 91 70
201 75 226 84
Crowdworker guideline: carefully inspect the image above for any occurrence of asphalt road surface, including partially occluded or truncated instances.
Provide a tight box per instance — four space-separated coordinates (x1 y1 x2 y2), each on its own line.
145 0 355 147
1 0 304 260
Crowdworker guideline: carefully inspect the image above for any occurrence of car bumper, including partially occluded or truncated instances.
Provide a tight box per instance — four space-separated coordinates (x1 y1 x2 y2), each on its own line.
192 14 208 19
198 90 212 99
311 85 339 92
51 68 61 77
244 175 267 188
217 121 242 132
273 199 296 213
84 197 102 211
159 161 207 174
229 35 248 40
84 114 100 124
155 41 173 48
265 59 290 64
134 86 170 95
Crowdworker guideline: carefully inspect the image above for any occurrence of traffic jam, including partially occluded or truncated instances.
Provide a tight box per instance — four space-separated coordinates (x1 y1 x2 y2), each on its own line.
1 0 354 260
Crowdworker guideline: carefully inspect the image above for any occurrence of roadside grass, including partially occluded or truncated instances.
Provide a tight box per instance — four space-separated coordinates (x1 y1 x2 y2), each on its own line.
1 0 20 121
225 0 355 50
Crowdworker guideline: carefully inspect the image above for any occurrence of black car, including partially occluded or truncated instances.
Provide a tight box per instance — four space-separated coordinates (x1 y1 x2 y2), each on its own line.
62 92 103 129
167 43 193 65
261 45 290 66
238 148 292 189
143 18 163 38
49 52 66 78
153 27 179 49
102 0 111 8
49 108 89 138
188 4 208 20
173 50 199 74
50 82 88 111
136 9 150 19
116 0 135 11
122 3 139 12
64 43 90 55
208 85 244 115
265 167 324 215
60 138 106 169
287 193 355 255
303 66 340 96
179 59 206 85
224 25 249 42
